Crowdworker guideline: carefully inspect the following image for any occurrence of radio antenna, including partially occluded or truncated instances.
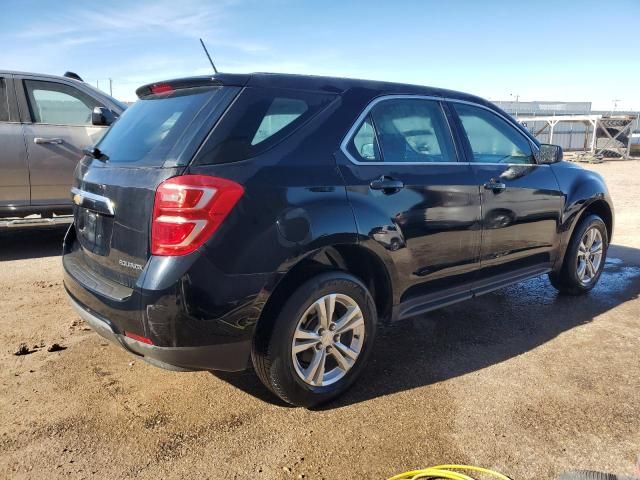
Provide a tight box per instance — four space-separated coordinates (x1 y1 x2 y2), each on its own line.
199 38 218 74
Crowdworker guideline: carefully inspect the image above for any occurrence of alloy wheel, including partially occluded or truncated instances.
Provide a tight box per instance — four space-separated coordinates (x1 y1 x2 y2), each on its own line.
577 227 603 285
291 293 365 387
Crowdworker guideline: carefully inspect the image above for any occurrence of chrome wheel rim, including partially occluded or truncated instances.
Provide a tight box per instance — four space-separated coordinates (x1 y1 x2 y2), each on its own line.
577 227 603 285
291 293 365 387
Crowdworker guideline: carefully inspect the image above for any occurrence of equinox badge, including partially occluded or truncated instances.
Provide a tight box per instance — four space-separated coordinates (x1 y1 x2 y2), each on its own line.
119 259 143 271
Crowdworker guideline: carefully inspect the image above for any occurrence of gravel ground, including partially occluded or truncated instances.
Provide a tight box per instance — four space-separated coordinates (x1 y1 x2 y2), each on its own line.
1 161 639 480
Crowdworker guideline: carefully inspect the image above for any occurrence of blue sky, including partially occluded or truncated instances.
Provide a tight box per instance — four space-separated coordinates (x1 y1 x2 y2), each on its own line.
1 0 638 110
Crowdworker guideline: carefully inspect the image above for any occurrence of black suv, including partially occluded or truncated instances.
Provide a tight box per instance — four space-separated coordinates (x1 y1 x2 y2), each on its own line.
63 73 614 406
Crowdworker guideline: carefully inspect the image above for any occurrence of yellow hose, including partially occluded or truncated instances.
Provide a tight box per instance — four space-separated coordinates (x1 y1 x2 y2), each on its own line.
388 464 512 480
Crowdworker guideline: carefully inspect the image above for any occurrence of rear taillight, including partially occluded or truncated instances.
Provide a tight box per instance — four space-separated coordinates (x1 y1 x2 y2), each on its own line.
151 175 244 256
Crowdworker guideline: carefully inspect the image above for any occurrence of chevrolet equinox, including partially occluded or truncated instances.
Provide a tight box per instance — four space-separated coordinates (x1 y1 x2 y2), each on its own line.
63 73 614 406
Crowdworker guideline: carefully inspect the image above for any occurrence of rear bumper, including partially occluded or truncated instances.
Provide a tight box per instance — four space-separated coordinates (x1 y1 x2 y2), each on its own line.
62 220 270 372
68 294 251 372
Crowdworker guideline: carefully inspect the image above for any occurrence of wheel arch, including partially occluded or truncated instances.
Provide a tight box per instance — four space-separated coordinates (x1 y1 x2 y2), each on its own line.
554 197 613 272
253 244 394 351
580 198 613 241
551 163 614 272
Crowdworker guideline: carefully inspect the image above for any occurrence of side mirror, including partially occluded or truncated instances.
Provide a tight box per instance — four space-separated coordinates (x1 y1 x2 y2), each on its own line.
91 107 117 126
537 144 563 164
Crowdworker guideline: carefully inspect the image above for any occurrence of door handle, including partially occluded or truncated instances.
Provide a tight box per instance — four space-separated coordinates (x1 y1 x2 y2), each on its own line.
370 176 404 194
484 180 506 192
34 137 63 145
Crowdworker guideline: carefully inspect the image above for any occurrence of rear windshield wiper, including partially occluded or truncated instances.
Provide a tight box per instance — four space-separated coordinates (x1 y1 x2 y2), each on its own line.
83 146 109 162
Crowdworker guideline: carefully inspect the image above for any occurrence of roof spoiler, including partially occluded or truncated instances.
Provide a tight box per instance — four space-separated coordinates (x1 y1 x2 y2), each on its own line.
63 71 84 82
135 73 251 98
136 77 224 98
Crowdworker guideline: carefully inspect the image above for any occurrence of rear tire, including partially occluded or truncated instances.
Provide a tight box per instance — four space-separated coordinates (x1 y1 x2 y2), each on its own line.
549 214 608 295
252 271 377 407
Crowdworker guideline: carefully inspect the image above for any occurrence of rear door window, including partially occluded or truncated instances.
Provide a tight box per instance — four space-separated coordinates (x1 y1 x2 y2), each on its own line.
350 115 381 161
24 80 96 125
194 87 336 165
0 78 9 122
346 98 456 163
95 87 229 167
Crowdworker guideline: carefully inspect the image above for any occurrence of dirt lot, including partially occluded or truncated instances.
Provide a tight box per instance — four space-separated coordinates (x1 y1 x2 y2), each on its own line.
1 161 639 480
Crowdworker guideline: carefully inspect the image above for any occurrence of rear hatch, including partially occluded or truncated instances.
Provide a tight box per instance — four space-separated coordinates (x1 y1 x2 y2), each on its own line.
68 80 241 289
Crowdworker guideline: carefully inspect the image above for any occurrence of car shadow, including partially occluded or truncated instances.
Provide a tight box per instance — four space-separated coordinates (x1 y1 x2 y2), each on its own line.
214 368 295 408
213 244 640 409
0 225 68 261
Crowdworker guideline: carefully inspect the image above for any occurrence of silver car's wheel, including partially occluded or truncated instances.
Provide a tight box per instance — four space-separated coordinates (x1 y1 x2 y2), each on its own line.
291 293 365 387
577 227 603 285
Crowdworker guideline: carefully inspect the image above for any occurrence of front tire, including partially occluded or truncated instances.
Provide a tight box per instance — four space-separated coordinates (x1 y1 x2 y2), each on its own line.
549 214 608 295
252 271 377 407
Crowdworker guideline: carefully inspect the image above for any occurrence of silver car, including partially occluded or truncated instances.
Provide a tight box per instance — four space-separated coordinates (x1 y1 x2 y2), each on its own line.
0 70 125 225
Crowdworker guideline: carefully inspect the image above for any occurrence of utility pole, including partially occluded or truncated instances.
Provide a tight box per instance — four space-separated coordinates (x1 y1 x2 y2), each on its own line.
613 99 621 112
109 78 113 96
510 93 520 118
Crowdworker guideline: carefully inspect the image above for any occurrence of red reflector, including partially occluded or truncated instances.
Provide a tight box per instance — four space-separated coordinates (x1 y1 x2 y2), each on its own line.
151 175 244 256
124 331 154 345
150 84 174 94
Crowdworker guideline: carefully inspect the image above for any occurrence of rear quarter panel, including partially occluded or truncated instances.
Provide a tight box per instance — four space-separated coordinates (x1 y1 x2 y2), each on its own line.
181 142 359 346
188 92 366 276
187 154 358 277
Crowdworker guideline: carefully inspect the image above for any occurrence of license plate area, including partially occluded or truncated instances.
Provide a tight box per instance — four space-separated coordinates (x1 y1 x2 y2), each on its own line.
76 207 113 256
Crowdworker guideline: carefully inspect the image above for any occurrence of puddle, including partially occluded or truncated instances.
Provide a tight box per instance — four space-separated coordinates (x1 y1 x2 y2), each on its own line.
605 257 624 265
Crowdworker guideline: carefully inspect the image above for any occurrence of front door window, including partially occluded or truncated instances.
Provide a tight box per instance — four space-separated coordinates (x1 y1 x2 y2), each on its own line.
24 80 95 125
453 103 534 164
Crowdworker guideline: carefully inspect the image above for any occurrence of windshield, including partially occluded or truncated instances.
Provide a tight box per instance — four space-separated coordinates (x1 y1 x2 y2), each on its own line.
96 86 223 167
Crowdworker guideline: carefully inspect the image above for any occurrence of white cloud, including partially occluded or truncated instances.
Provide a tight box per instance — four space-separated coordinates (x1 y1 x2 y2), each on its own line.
11 0 263 54
5 1 637 110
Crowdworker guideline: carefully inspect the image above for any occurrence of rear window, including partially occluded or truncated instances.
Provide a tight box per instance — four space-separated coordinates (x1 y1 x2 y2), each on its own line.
194 87 336 165
96 87 225 167
0 78 9 122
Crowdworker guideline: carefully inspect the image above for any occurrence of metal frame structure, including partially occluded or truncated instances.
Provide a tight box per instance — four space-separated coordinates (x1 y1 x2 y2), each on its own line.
517 114 601 152
517 114 639 158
